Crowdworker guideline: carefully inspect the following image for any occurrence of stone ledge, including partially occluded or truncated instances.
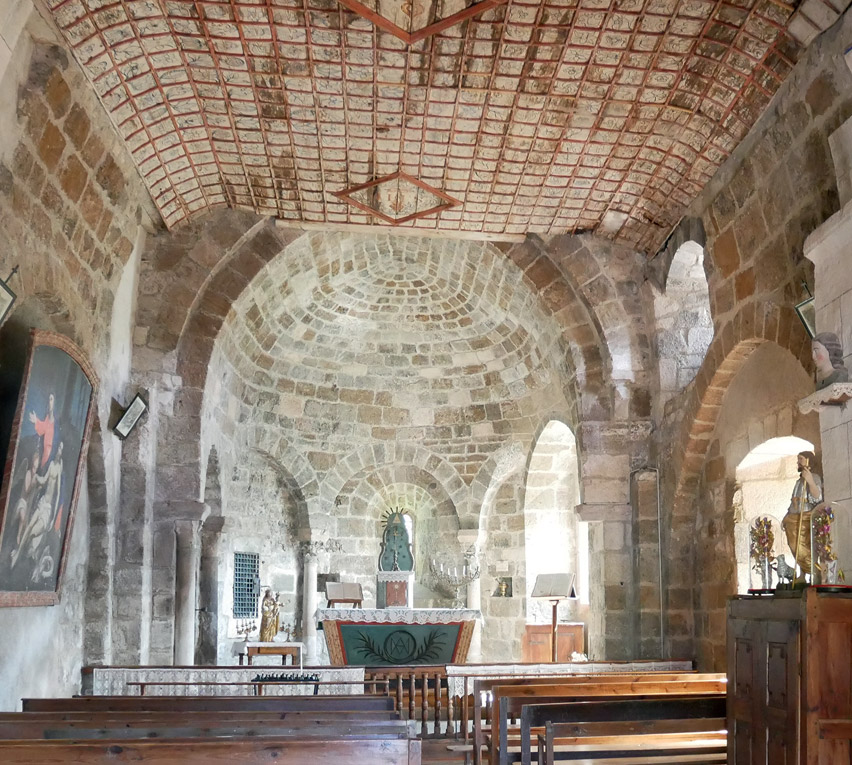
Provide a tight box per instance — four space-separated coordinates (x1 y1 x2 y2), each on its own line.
798 382 852 413
575 503 632 523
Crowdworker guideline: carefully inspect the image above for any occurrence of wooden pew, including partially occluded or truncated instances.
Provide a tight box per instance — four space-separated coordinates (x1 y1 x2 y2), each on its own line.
527 696 726 765
22 694 394 713
0 709 400 733
0 714 411 740
489 675 726 765
467 672 703 765
3 693 421 763
0 736 422 764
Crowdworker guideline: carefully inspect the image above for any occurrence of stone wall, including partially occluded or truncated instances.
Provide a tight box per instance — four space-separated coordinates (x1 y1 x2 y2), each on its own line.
804 108 852 584
657 7 852 664
0 15 155 709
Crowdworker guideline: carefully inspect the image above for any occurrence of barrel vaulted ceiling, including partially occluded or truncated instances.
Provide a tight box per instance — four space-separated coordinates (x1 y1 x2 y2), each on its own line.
46 0 803 252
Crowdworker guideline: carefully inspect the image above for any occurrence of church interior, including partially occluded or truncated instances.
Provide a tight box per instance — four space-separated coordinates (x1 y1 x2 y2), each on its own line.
2 0 852 760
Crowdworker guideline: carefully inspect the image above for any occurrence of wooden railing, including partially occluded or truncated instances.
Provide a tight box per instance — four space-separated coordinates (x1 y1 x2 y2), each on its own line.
365 665 451 736
83 659 693 739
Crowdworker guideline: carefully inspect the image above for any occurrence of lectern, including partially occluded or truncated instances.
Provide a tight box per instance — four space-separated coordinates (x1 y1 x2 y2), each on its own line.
531 573 577 662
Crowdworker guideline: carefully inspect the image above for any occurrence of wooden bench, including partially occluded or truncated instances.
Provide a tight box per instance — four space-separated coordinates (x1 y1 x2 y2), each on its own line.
529 696 726 765
490 675 726 765
0 713 412 740
21 693 395 713
0 736 422 764
2 693 421 763
466 672 702 765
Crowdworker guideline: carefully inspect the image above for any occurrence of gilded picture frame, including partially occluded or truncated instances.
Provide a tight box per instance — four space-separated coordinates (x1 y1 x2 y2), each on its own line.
0 331 98 606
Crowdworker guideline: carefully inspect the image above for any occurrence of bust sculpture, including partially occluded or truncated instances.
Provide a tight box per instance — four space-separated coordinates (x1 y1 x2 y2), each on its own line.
812 332 849 390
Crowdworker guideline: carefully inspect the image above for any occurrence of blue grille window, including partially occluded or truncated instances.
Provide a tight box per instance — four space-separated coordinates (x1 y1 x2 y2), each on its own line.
233 552 260 618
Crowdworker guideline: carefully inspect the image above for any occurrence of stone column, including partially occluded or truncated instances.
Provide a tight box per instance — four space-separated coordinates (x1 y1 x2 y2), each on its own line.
196 516 224 665
173 520 202 665
458 529 483 663
302 549 319 665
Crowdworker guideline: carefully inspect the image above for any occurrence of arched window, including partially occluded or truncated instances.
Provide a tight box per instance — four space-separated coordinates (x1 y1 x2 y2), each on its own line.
523 421 585 627
653 241 713 411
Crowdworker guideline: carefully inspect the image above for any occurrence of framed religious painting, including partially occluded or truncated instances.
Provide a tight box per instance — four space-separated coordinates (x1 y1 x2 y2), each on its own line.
0 331 98 606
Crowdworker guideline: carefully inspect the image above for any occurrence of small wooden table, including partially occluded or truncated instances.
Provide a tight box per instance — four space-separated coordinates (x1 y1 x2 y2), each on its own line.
239 641 304 668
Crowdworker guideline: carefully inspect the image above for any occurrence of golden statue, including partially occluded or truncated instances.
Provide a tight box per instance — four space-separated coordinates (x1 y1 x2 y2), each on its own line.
781 451 823 578
259 589 280 642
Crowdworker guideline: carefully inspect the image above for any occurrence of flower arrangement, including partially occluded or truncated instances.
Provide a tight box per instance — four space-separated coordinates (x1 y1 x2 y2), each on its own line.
813 505 839 572
749 517 775 565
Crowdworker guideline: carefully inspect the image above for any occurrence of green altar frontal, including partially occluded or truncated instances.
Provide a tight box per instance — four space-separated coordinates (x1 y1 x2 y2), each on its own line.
317 608 480 666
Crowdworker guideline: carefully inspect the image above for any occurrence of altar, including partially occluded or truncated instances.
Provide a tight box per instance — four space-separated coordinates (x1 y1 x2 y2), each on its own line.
317 607 480 666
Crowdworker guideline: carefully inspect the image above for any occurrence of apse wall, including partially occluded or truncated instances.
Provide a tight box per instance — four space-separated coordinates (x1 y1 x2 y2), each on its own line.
201 231 577 660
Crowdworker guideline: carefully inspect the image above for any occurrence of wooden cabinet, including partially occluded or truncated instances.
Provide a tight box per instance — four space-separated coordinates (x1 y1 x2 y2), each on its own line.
521 623 584 663
727 589 852 764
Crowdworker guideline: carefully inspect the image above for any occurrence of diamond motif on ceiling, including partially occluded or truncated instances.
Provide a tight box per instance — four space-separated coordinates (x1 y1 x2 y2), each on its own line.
336 0 509 44
334 171 460 224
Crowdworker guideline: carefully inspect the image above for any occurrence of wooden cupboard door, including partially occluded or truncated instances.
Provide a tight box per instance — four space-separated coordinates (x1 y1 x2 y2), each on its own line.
728 616 757 765
727 616 799 765
764 620 799 765
521 624 584 663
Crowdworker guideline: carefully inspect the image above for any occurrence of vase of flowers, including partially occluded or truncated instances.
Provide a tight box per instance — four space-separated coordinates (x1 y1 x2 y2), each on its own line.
750 517 775 590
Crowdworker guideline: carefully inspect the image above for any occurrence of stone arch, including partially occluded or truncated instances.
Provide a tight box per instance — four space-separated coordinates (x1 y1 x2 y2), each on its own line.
540 233 656 419
239 432 320 535
673 302 811 509
469 441 529 530
649 217 707 292
157 226 597 506
523 419 583 624
502 236 612 420
321 443 468 534
652 239 713 414
733 435 815 593
666 301 812 658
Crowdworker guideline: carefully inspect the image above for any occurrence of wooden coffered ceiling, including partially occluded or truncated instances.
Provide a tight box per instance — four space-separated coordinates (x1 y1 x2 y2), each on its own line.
45 0 802 252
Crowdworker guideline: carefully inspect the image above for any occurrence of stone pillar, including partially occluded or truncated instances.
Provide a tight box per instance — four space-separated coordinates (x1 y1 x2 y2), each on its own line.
458 529 483 663
196 516 224 665
173 520 202 665
302 549 319 665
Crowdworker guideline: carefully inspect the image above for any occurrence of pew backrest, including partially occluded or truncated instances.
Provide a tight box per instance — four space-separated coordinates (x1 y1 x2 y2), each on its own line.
0 735 423 765
21 694 395 713
518 694 726 765
490 676 726 765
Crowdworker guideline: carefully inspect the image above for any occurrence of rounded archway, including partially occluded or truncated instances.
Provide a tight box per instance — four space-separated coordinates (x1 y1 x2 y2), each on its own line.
523 420 584 624
734 436 815 592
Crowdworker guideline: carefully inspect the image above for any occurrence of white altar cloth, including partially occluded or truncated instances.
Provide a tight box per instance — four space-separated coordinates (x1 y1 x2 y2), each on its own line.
316 607 481 623
90 666 364 696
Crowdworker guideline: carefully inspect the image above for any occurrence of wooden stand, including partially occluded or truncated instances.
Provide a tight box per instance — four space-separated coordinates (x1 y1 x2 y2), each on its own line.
728 588 852 762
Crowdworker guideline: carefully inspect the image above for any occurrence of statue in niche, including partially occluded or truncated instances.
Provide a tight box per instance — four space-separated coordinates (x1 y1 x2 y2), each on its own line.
259 589 280 642
781 451 823 578
812 332 849 390
378 510 414 572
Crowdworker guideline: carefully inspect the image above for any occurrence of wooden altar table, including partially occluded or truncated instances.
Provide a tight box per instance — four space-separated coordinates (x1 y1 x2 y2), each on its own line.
239 641 304 668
